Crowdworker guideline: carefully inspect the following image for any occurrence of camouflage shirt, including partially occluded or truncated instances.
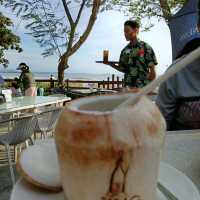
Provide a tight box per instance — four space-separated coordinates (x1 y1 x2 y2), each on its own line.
19 70 36 91
119 39 158 88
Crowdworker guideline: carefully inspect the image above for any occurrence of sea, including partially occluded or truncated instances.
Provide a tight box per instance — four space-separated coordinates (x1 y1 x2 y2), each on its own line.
0 72 124 81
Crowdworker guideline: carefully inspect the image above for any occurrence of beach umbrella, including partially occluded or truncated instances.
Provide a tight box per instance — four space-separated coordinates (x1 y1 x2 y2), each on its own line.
169 0 200 60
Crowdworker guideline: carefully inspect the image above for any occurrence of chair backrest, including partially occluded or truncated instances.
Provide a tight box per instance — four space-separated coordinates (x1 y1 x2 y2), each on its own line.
36 107 62 132
170 96 200 130
1 115 37 145
47 108 62 131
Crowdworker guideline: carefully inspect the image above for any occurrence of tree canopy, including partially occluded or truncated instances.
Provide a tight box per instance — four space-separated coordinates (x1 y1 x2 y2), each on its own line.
104 0 186 30
0 0 22 68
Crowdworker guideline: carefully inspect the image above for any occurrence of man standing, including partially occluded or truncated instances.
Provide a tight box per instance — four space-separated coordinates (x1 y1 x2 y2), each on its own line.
17 62 37 96
104 20 158 88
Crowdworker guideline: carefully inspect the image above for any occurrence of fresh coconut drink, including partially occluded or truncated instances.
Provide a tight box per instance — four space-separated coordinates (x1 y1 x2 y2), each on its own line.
55 94 166 200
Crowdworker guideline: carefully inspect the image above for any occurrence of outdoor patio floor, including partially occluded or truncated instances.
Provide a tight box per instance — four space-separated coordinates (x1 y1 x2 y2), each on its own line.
0 165 19 200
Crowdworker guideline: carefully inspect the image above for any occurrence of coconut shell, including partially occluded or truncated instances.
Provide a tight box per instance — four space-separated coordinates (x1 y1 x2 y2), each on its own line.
55 94 166 200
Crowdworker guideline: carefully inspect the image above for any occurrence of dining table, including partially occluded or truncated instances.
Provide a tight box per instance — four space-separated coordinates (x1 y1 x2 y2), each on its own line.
163 130 200 191
0 96 71 115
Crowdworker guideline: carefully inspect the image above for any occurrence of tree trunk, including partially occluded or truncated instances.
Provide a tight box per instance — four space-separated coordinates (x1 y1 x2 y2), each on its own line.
58 65 65 87
57 0 101 86
159 0 172 23
58 55 69 86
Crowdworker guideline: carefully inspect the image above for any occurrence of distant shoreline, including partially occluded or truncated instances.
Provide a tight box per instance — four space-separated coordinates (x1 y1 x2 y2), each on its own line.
0 72 124 81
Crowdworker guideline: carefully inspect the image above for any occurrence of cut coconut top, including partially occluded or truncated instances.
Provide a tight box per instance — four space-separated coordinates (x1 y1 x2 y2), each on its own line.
17 139 62 192
69 93 136 115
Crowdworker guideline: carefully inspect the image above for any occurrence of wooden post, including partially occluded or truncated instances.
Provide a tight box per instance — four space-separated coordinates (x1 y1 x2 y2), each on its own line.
117 76 120 89
107 77 110 89
112 74 115 89
50 76 54 88
66 79 69 90
122 79 124 87
102 80 105 89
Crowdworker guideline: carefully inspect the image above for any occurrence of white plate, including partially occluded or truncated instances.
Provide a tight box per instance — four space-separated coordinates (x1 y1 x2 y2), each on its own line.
11 179 166 200
159 162 200 200
12 139 200 200
10 179 64 200
11 164 200 200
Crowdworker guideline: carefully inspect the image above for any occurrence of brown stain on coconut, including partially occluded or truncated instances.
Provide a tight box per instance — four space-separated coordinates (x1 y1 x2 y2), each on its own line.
57 143 121 165
60 109 108 144
102 153 142 200
147 122 158 136
56 109 127 165
147 109 162 136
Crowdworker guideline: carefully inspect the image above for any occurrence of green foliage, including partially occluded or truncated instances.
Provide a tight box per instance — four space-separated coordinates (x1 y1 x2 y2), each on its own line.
3 0 96 57
0 1 22 68
3 0 186 59
3 0 109 58
109 0 186 17
4 0 70 57
103 0 187 30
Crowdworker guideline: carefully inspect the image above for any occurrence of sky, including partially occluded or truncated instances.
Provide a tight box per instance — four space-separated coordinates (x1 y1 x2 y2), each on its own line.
2 5 172 76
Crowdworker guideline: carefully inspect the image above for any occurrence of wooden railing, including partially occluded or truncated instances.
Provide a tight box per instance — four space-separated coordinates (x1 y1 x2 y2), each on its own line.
4 74 124 90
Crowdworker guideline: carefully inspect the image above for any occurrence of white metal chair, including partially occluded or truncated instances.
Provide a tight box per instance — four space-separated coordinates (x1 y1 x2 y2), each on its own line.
34 107 62 139
0 114 37 185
